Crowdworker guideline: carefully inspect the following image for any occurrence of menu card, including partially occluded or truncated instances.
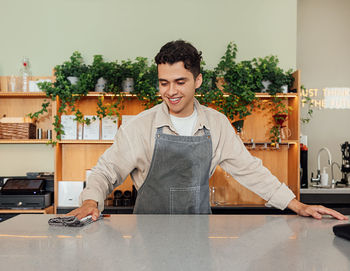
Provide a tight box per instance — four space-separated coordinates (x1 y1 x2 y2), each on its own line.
61 115 77 140
83 116 100 140
101 116 118 140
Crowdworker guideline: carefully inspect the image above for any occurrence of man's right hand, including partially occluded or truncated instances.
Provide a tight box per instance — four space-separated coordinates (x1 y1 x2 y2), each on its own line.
65 199 100 221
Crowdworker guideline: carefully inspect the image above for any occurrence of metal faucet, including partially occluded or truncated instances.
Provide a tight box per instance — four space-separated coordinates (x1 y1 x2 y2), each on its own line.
311 147 332 184
331 161 341 188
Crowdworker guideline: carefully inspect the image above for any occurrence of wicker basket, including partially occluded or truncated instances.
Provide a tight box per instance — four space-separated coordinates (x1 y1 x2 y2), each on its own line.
0 123 36 139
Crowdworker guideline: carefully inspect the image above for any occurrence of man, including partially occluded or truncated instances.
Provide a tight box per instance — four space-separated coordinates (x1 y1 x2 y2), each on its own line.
68 40 347 220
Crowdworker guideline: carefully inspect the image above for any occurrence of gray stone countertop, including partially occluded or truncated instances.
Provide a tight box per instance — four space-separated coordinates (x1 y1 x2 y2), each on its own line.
0 214 349 271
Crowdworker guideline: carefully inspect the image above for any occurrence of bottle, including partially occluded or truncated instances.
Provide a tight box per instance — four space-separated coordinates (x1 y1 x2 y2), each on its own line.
320 167 329 187
20 57 32 92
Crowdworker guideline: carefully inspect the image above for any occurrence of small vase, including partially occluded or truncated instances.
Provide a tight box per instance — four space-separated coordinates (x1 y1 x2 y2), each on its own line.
122 78 134 92
281 85 288 93
261 80 271 92
273 113 288 127
95 77 107 92
280 126 291 140
67 76 79 85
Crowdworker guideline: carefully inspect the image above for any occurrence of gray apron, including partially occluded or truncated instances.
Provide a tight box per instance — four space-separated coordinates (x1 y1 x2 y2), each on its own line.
133 127 213 214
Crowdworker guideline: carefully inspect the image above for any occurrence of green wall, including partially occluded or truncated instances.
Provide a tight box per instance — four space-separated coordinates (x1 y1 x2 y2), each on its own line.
0 0 297 176
1 0 296 76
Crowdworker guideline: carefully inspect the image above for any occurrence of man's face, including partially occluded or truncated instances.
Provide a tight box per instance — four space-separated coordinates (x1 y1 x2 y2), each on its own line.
158 61 202 117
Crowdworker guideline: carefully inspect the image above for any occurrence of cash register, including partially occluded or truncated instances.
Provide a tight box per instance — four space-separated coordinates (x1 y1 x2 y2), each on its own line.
0 173 53 209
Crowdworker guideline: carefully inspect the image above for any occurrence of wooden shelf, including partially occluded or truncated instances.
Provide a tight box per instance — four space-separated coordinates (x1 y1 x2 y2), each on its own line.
254 93 298 98
0 139 51 144
0 92 48 97
243 140 298 145
83 92 136 97
0 205 54 214
59 140 114 144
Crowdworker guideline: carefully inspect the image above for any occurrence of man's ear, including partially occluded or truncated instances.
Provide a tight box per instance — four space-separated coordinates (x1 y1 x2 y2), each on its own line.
195 73 203 89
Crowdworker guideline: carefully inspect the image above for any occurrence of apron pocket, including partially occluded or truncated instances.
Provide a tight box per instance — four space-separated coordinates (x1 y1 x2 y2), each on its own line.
170 186 200 214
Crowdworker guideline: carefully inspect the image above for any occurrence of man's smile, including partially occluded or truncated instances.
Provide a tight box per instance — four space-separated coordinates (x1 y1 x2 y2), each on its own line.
168 97 182 105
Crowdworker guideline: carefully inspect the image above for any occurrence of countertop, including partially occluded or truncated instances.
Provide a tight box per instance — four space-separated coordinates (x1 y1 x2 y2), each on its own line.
0 214 349 271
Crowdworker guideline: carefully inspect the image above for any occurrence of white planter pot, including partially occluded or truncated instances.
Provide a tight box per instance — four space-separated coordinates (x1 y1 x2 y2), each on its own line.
281 85 288 93
95 77 107 92
67 76 79 85
261 80 271 92
122 78 134 92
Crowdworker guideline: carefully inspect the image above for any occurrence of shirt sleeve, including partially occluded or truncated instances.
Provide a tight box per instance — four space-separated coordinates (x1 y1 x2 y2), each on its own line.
218 117 295 210
79 125 137 211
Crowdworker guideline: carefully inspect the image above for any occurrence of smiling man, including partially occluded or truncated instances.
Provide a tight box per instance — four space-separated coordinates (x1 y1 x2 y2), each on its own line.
68 40 347 220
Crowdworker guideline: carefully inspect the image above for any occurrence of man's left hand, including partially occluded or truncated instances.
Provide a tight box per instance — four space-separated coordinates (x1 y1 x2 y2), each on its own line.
288 198 348 220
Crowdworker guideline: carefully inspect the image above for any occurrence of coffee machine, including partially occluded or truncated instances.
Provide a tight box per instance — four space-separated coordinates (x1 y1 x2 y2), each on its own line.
339 141 350 186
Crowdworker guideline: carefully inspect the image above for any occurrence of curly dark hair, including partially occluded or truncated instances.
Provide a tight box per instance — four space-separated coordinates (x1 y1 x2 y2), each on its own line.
155 40 202 78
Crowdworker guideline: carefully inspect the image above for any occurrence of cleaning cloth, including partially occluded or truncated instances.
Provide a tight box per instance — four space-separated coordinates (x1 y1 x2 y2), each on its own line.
48 215 103 227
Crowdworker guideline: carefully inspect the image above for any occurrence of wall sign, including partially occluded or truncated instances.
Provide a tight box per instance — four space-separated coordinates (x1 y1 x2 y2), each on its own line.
301 87 350 109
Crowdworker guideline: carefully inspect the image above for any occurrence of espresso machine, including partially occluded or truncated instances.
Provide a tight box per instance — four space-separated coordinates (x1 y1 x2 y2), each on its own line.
339 141 350 186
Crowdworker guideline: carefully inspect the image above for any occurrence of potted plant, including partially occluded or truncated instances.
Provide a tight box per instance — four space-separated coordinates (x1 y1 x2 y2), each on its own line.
214 42 258 135
57 51 88 85
253 56 294 95
90 55 113 92
119 57 148 93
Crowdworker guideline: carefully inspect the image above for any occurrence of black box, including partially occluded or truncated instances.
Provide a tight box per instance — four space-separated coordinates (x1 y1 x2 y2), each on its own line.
0 192 52 209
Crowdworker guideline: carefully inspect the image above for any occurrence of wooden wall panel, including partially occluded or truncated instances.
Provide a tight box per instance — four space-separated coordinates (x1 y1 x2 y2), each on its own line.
61 143 111 180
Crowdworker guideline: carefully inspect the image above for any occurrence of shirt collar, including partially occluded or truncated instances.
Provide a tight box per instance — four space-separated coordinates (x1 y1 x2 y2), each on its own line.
154 98 210 132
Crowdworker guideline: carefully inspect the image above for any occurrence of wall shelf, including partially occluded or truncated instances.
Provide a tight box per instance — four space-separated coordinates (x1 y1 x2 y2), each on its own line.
0 205 54 214
59 140 114 144
0 139 51 144
0 92 48 98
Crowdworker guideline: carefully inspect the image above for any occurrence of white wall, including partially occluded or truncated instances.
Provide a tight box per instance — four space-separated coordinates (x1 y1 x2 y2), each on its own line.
298 0 350 184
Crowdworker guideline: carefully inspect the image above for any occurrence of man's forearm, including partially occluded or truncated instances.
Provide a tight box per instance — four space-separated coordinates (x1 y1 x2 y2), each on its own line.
82 199 98 208
287 198 303 214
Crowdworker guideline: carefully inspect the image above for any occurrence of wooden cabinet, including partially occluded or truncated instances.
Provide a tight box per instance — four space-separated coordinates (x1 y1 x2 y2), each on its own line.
0 76 55 214
210 71 300 205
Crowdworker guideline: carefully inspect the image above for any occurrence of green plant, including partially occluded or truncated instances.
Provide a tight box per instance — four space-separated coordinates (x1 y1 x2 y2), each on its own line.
119 57 146 81
300 85 314 124
215 42 237 76
29 52 123 143
28 44 297 146
89 55 122 93
60 51 88 78
133 61 162 109
215 42 257 123
253 56 294 95
197 63 223 106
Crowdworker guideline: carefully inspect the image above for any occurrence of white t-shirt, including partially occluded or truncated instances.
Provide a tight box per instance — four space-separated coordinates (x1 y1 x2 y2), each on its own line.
169 108 198 136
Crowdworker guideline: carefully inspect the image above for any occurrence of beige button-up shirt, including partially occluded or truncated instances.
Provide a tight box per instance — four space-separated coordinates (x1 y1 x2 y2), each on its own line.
80 98 295 211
